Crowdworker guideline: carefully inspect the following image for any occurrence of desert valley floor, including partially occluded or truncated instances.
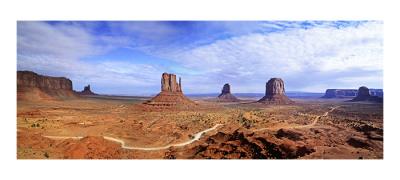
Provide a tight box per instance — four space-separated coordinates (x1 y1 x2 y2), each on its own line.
17 96 383 159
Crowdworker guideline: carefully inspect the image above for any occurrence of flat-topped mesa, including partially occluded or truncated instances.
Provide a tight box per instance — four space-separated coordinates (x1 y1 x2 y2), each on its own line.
217 83 239 102
17 71 76 100
143 72 195 109
18 71 73 90
351 86 383 103
258 78 293 104
76 84 97 95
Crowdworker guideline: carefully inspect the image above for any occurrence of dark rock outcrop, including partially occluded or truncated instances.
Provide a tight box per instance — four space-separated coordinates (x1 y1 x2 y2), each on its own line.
76 84 97 95
17 71 76 100
142 72 196 109
350 86 383 103
217 83 239 102
258 78 293 104
170 129 314 159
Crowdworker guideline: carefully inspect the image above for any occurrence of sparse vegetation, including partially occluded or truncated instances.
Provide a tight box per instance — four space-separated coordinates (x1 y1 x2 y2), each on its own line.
18 96 383 159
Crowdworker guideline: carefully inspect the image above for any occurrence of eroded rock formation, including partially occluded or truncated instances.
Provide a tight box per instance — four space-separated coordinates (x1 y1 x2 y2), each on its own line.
351 86 383 103
217 83 239 102
76 84 97 95
17 71 76 101
165 129 314 159
142 72 196 109
161 73 182 93
18 71 73 90
258 78 293 104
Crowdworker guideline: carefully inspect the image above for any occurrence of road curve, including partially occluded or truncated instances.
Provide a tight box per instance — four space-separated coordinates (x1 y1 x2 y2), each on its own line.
41 106 339 150
43 124 223 151
103 124 223 150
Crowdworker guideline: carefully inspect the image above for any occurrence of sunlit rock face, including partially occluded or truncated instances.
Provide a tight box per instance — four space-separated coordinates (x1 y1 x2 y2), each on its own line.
258 78 293 104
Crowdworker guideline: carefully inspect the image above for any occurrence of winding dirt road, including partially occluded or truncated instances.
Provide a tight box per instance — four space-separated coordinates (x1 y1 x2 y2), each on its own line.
43 124 223 151
253 106 340 132
42 106 339 151
104 124 223 150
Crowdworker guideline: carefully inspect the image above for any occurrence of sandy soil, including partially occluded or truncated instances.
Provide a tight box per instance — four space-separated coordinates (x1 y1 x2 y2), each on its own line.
17 96 383 159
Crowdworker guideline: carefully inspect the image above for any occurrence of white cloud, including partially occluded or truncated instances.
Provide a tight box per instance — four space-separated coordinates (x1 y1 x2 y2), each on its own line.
17 21 384 94
17 22 162 95
17 53 162 94
157 21 383 92
108 21 180 43
17 22 95 58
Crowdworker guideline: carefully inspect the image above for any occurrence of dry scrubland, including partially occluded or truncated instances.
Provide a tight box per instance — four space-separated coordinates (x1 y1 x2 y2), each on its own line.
17 97 383 159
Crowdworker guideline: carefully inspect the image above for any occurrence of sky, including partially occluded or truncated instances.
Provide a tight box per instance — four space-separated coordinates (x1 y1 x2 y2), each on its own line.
17 21 383 95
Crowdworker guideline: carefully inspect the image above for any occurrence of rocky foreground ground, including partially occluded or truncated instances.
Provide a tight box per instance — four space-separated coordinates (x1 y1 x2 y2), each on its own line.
17 97 383 159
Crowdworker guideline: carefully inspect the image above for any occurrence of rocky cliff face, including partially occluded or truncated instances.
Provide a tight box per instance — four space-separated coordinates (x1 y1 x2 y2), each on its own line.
76 84 97 95
265 78 285 95
142 72 195 109
351 86 383 103
258 78 293 104
217 83 239 102
18 71 73 90
17 71 76 100
161 73 182 92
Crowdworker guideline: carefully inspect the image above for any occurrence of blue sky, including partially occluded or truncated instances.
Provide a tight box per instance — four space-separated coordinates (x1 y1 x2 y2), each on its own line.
17 21 383 95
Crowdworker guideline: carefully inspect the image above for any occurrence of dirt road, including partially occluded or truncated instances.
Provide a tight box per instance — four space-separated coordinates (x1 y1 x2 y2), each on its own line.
254 106 340 132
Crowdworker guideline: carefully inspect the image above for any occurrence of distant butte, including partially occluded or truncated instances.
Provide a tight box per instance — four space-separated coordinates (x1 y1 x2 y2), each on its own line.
217 83 239 102
322 88 383 98
142 72 196 109
350 86 383 103
76 84 97 95
258 78 293 104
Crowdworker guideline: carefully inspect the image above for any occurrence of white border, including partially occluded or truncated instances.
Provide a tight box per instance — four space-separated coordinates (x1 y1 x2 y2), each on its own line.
1 0 399 180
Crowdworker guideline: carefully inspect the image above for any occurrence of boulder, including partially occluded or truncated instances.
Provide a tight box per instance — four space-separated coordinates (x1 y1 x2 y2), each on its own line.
258 78 293 104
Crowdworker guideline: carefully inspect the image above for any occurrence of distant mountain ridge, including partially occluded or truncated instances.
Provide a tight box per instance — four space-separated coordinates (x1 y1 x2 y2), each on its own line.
322 89 383 98
187 92 324 99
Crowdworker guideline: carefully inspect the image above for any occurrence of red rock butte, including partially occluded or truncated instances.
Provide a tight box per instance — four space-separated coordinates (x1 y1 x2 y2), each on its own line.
142 72 196 108
350 86 383 103
217 83 239 102
76 84 97 95
258 78 293 104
